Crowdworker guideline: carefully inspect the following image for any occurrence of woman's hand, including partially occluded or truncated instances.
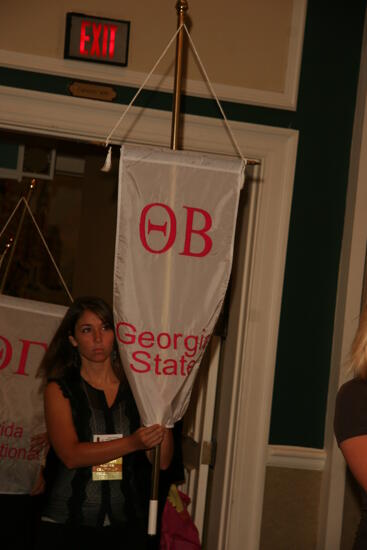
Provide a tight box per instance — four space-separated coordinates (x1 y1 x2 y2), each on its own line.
132 425 167 451
46 382 170 468
140 425 174 470
45 382 173 469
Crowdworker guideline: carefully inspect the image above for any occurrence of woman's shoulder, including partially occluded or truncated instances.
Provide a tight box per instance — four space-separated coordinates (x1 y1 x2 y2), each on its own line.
335 377 367 444
47 368 81 399
336 377 367 402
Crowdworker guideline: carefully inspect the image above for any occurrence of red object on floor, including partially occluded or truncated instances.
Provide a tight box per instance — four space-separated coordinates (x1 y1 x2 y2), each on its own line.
160 488 201 550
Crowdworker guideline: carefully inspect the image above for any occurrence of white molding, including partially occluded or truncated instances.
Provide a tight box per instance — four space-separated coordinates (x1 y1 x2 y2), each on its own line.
0 84 296 154
227 130 298 550
0 0 306 110
279 0 308 110
267 445 327 471
0 84 298 550
0 85 173 146
203 121 298 548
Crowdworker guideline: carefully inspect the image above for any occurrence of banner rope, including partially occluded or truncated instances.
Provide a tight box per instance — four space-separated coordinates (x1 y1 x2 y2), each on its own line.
102 23 247 168
182 25 246 164
103 25 183 151
0 197 74 303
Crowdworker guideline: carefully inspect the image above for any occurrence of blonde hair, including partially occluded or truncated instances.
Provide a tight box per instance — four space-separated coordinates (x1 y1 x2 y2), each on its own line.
348 305 367 379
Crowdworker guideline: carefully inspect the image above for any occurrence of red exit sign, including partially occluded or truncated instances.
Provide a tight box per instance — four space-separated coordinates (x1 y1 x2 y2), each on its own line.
64 13 130 66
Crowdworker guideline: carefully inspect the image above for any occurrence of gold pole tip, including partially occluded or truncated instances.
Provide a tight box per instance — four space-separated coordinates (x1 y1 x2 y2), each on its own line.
176 0 188 13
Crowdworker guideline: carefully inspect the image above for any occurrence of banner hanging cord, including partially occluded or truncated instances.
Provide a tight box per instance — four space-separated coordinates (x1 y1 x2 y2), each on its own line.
0 197 74 304
102 23 248 168
104 25 183 151
183 25 246 165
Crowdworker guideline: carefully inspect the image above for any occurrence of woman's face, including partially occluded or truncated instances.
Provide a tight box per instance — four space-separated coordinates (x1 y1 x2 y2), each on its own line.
69 309 115 365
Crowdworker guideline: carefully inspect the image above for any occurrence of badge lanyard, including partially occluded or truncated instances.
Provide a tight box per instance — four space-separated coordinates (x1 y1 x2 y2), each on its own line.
82 379 123 481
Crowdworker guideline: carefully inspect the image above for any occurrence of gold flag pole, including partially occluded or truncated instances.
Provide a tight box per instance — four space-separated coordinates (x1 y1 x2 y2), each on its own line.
0 179 36 294
149 0 189 537
170 0 188 150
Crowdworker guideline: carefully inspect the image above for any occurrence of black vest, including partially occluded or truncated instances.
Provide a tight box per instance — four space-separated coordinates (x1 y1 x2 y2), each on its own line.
42 368 151 527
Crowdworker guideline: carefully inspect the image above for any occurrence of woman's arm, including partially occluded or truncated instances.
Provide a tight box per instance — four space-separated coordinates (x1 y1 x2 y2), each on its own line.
45 382 166 469
340 435 367 491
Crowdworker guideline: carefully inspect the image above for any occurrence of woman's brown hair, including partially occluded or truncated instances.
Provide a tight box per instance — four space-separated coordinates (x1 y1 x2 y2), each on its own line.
37 296 124 386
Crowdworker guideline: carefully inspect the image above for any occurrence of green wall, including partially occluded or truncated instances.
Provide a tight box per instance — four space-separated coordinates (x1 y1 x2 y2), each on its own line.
269 1 366 448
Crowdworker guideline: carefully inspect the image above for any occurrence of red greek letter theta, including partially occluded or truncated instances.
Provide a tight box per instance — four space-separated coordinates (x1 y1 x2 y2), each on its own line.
139 203 177 254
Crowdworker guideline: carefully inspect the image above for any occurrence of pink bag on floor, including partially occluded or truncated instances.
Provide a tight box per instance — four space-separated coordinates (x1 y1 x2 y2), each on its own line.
160 485 201 550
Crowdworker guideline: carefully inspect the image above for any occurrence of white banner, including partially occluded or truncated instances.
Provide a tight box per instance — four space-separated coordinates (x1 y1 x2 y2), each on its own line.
0 295 66 493
114 145 244 427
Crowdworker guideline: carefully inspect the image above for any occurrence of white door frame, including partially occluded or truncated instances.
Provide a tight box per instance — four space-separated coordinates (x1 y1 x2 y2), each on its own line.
182 334 222 541
0 86 298 549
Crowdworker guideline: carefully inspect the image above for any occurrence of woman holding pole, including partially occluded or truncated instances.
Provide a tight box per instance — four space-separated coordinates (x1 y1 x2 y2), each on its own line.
35 296 173 549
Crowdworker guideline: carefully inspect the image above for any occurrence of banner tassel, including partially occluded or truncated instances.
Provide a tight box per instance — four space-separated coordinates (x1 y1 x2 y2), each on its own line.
101 146 112 172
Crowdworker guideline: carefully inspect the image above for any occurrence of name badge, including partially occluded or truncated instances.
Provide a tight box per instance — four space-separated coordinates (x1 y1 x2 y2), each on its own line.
92 434 123 481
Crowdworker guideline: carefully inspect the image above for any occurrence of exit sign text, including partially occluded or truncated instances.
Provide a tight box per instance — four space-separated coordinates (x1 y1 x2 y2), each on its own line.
65 13 130 66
